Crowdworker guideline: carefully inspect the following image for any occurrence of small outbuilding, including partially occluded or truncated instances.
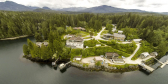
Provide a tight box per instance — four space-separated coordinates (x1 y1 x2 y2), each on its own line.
94 57 103 62
118 30 123 34
73 56 82 61
105 52 119 59
140 52 150 59
113 58 125 63
36 42 49 47
133 39 142 43
150 52 158 57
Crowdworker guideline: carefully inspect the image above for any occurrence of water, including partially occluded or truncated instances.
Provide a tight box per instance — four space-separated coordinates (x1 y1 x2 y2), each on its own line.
0 37 168 84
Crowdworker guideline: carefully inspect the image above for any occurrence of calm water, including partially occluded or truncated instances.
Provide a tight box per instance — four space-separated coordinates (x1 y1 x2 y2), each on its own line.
0 37 168 84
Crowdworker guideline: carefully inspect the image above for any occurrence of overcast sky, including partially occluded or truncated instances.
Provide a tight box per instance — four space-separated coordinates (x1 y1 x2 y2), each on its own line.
0 0 167 12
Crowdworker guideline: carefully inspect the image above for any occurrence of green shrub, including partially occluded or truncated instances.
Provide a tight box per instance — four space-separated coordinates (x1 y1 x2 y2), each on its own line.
70 48 83 59
95 61 101 66
83 63 89 67
84 39 98 47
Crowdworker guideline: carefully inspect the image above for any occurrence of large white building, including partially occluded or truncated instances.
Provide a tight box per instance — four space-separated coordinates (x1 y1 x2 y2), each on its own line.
66 36 84 48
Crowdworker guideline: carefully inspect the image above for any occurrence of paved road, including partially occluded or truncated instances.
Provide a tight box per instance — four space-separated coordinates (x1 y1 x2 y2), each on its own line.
95 27 105 40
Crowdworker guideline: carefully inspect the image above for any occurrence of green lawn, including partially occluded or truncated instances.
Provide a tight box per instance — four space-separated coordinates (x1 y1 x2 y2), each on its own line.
78 31 90 37
101 30 108 35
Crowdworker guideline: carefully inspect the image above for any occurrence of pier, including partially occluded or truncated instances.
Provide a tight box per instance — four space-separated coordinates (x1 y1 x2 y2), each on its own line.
139 57 168 72
52 58 59 67
152 57 168 68
59 61 71 70
139 63 155 72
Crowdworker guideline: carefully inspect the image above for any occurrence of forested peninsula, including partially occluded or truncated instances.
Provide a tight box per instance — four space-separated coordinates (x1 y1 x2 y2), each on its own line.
0 11 168 61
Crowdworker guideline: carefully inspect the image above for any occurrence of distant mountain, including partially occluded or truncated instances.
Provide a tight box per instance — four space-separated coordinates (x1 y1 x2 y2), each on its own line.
28 6 40 10
0 1 167 15
42 7 51 10
0 1 33 11
55 7 86 12
78 5 146 13
160 12 168 15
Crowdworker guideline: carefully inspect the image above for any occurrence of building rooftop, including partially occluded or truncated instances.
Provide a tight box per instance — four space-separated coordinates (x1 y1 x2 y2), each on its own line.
105 52 119 57
118 30 123 33
94 57 103 61
113 33 126 38
133 39 142 42
73 27 86 30
141 52 150 57
36 42 49 47
69 36 83 42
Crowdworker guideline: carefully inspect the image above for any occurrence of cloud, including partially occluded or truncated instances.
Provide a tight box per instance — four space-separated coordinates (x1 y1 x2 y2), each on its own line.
0 0 168 12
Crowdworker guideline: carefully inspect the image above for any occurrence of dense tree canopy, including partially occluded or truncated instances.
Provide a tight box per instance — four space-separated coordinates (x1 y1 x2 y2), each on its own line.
1 11 166 59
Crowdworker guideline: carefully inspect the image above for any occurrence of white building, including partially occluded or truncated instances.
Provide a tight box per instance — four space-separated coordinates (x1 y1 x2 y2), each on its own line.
133 39 142 43
140 52 150 59
66 34 75 39
118 30 123 34
66 36 84 48
150 52 158 57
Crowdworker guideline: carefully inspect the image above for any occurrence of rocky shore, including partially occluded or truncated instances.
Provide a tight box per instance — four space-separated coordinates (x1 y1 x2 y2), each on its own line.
71 62 139 73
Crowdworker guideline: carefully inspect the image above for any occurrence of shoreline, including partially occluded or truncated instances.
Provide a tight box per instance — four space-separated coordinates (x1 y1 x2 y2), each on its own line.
0 35 29 40
23 55 140 73
23 55 157 73
71 62 140 73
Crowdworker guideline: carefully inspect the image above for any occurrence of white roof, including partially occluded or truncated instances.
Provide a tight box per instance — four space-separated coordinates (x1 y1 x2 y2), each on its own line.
112 28 116 32
95 57 103 61
133 39 142 42
118 30 123 33
76 58 81 61
141 52 149 57
151 52 158 56
113 33 126 38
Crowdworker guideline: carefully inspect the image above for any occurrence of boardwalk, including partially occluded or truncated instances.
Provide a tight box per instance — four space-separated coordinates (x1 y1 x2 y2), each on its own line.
160 60 168 68
139 64 155 72
152 57 168 68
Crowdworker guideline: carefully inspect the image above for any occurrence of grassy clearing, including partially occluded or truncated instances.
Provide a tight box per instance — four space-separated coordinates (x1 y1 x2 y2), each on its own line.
101 30 108 35
83 37 91 39
99 40 137 54
82 46 130 58
79 31 90 37
108 63 138 69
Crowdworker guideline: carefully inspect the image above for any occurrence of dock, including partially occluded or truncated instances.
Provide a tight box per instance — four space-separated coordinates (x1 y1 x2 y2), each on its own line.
139 63 155 72
59 61 71 70
160 60 168 68
52 58 59 67
153 57 168 68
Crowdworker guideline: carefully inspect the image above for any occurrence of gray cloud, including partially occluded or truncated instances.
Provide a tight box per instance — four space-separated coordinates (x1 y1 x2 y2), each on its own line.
134 0 145 3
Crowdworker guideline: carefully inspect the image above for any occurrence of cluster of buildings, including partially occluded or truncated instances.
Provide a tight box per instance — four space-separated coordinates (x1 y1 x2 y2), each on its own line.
73 27 86 31
103 30 126 41
140 52 158 59
66 36 84 48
